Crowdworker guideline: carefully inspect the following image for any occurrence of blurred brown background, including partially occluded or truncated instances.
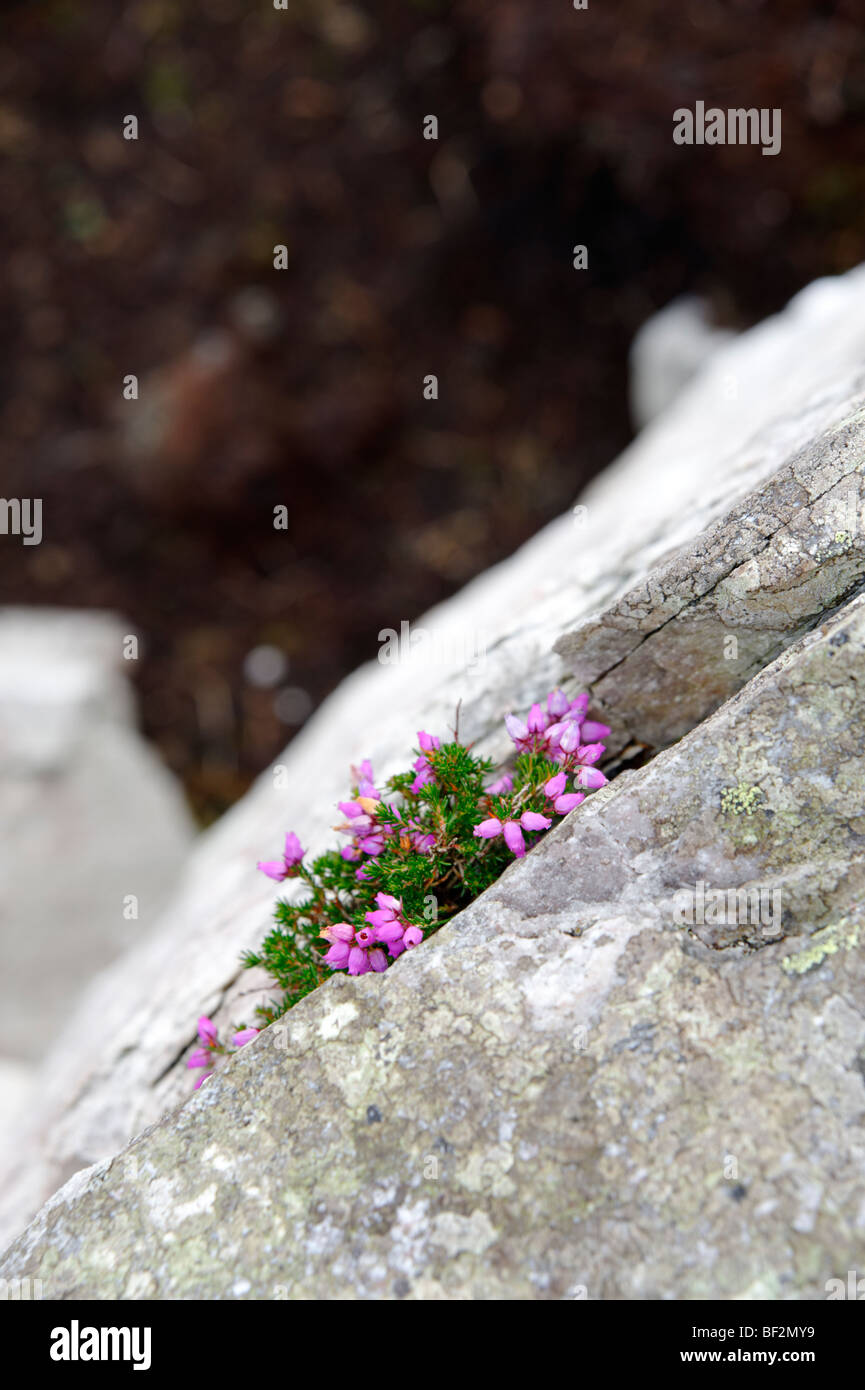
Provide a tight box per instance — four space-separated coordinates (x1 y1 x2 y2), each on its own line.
1 0 863 822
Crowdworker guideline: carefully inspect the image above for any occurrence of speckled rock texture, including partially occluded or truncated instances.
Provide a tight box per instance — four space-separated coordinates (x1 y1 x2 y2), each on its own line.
2 589 864 1299
2 266 865 1292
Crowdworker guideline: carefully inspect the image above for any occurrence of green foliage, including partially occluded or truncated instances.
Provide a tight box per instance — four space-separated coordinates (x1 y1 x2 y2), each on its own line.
244 737 546 1023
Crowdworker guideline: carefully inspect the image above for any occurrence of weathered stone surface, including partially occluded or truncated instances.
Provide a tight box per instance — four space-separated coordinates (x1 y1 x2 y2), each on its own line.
3 590 864 1299
4 266 865 1270
0 609 196 1062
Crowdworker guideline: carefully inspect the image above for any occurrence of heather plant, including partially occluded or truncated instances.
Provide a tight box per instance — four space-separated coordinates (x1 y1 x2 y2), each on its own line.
188 688 610 1087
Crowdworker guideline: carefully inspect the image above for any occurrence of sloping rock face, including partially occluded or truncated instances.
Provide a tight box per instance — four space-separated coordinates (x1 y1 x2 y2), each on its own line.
2 266 865 1291
3 590 865 1299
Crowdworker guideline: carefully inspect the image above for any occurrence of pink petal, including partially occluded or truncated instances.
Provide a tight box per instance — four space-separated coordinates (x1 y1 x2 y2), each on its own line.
323 922 356 943
324 942 351 967
520 811 552 832
373 920 405 944
257 859 287 881
187 1048 210 1070
365 908 396 927
233 1028 259 1047
283 832 304 864
576 767 608 790
559 722 582 753
526 702 547 734
554 793 585 814
504 713 529 743
580 720 611 741
368 948 389 972
503 821 526 857
544 771 567 799
577 742 605 765
197 1016 218 1044
348 946 370 975
403 926 423 948
473 818 503 839
547 688 570 717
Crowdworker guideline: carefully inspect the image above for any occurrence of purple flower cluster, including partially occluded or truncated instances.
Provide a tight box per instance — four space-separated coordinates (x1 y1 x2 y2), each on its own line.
244 690 609 1036
321 893 424 975
473 687 610 858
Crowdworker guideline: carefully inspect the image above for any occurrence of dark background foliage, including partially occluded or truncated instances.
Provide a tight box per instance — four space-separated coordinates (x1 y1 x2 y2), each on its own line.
1 0 863 819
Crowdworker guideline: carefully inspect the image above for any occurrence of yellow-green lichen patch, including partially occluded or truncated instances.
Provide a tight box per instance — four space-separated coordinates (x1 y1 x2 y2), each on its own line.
720 783 765 817
781 918 861 975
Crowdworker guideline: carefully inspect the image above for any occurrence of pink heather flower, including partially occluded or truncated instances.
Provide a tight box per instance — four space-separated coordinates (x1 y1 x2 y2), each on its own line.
503 821 526 857
335 794 390 858
553 792 585 814
411 731 441 792
403 926 423 948
569 693 590 719
194 1071 213 1090
547 688 570 717
410 756 435 793
486 773 514 795
348 945 368 974
577 742 605 766
475 812 551 858
257 831 305 881
322 919 394 973
580 720 611 741
350 759 380 799
322 922 356 943
363 894 422 958
474 817 504 839
233 1028 259 1047
526 702 547 734
358 832 386 856
544 771 567 799
576 766 608 790
189 1016 220 1084
504 713 531 751
558 721 582 754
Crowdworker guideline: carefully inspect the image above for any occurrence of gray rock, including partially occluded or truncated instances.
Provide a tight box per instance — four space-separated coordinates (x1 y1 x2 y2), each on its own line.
0 608 196 1062
629 295 735 429
4 265 865 1285
2 589 864 1299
